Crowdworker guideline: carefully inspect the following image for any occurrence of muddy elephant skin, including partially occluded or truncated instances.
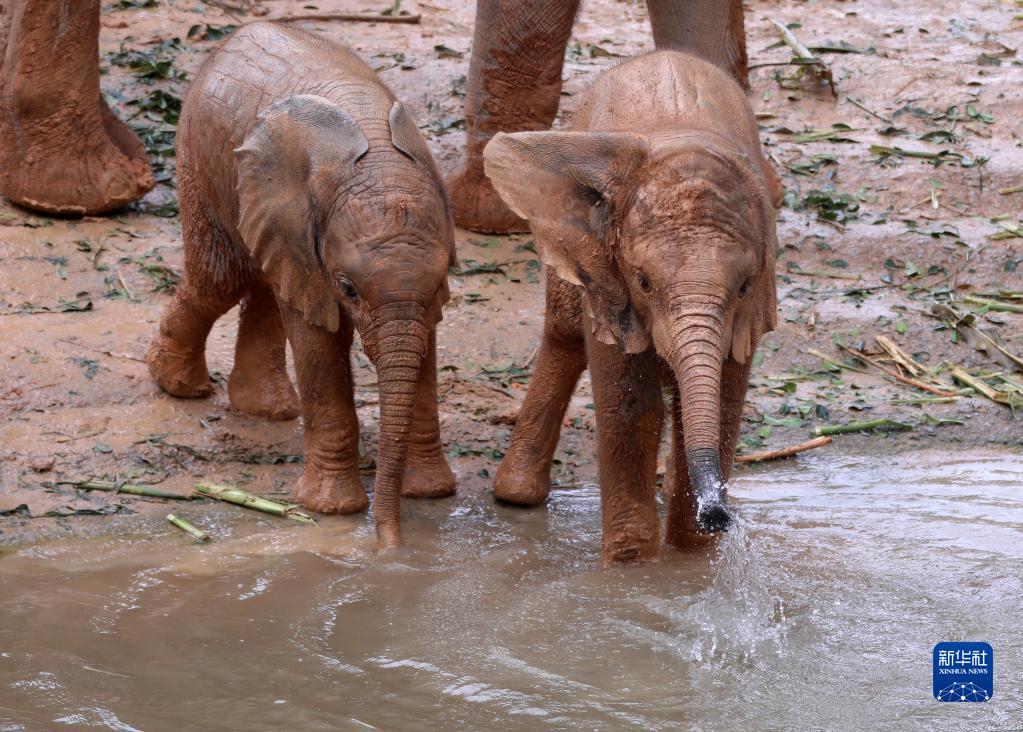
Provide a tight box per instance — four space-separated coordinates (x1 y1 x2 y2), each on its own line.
447 0 747 233
0 0 154 214
147 23 457 546
484 51 781 564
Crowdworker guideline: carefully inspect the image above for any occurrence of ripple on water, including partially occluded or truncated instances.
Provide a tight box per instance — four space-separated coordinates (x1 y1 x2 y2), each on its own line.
0 449 1020 729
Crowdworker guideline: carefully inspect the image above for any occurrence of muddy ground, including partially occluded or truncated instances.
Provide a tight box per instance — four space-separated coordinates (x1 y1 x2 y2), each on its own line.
1 0 1020 546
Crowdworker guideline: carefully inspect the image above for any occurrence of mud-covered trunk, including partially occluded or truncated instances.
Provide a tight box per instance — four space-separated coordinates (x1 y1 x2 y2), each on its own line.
667 304 733 532
367 315 429 547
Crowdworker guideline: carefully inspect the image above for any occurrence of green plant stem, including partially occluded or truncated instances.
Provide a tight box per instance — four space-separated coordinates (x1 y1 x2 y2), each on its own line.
814 419 913 436
194 482 315 524
167 514 210 543
963 295 1023 314
64 479 191 500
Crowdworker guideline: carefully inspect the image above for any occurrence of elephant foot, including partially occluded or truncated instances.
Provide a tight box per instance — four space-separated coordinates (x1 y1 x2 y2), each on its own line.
292 465 368 515
0 1 154 214
401 450 456 498
601 531 660 566
228 368 300 421
446 163 529 234
147 335 214 399
0 101 154 216
493 451 551 506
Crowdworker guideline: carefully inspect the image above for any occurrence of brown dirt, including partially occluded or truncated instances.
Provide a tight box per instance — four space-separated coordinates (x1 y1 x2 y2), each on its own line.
1 0 1020 546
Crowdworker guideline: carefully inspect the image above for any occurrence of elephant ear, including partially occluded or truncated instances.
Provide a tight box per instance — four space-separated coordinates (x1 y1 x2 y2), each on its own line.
729 174 779 364
235 95 369 332
484 130 652 353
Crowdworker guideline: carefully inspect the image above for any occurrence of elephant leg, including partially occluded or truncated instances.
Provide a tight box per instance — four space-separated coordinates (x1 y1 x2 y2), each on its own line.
587 336 664 564
645 0 748 87
281 306 368 515
664 355 751 547
147 174 249 398
401 328 457 499
0 0 153 214
446 0 580 233
227 278 300 421
494 275 586 506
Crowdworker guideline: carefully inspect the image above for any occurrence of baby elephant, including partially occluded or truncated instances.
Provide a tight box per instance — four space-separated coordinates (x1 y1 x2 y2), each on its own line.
484 51 781 563
148 23 456 545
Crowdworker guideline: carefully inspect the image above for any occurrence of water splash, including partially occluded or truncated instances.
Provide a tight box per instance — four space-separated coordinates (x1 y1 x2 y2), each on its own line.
681 514 788 664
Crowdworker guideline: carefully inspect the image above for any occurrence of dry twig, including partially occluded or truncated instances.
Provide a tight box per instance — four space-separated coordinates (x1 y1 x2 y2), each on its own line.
736 436 833 464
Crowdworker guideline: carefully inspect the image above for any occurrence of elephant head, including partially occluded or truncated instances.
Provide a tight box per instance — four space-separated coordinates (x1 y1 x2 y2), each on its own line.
235 95 454 545
484 130 779 533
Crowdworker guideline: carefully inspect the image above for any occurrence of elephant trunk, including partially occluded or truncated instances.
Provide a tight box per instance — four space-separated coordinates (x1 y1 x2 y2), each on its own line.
366 311 429 547
666 299 733 533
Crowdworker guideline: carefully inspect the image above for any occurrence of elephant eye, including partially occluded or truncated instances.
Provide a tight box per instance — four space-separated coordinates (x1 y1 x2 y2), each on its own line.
636 272 653 294
335 274 358 300
738 277 753 298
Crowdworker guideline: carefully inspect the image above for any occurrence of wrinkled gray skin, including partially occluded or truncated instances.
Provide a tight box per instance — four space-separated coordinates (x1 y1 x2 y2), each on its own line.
147 23 456 546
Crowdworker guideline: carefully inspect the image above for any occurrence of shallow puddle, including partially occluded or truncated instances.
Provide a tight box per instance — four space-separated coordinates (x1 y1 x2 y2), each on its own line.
1 449 1021 730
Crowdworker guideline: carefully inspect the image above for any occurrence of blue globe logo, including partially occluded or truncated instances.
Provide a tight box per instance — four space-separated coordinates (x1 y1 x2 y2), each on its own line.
936 681 990 702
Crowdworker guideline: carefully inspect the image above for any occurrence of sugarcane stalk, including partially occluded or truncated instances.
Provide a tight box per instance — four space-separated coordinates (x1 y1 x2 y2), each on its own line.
63 479 192 500
167 514 210 543
814 419 913 436
194 482 316 524
963 295 1023 314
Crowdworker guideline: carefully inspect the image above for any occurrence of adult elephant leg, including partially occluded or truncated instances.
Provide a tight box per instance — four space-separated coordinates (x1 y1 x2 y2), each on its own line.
645 0 748 87
228 278 300 421
447 0 580 233
0 0 154 214
495 274 587 506
587 333 664 565
664 355 751 547
281 306 368 515
400 328 457 499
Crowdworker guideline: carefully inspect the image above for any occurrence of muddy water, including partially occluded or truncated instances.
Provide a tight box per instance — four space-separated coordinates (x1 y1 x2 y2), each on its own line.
1 450 1020 730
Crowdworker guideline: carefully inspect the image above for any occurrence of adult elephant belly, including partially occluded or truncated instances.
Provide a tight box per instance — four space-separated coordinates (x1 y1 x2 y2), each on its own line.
445 0 748 234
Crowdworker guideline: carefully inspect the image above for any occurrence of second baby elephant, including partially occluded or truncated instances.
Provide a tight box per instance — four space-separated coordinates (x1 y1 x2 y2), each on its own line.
484 51 781 563
147 23 456 546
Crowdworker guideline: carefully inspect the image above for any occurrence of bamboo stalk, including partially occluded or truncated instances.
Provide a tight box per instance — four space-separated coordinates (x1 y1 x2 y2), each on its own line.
736 436 833 463
787 267 861 281
963 295 1023 314
842 345 957 397
63 479 192 500
807 348 869 374
275 12 421 23
873 334 926 377
814 419 913 436
950 367 1014 406
194 482 316 524
890 396 959 405
167 514 210 543
770 19 837 97
772 19 817 60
